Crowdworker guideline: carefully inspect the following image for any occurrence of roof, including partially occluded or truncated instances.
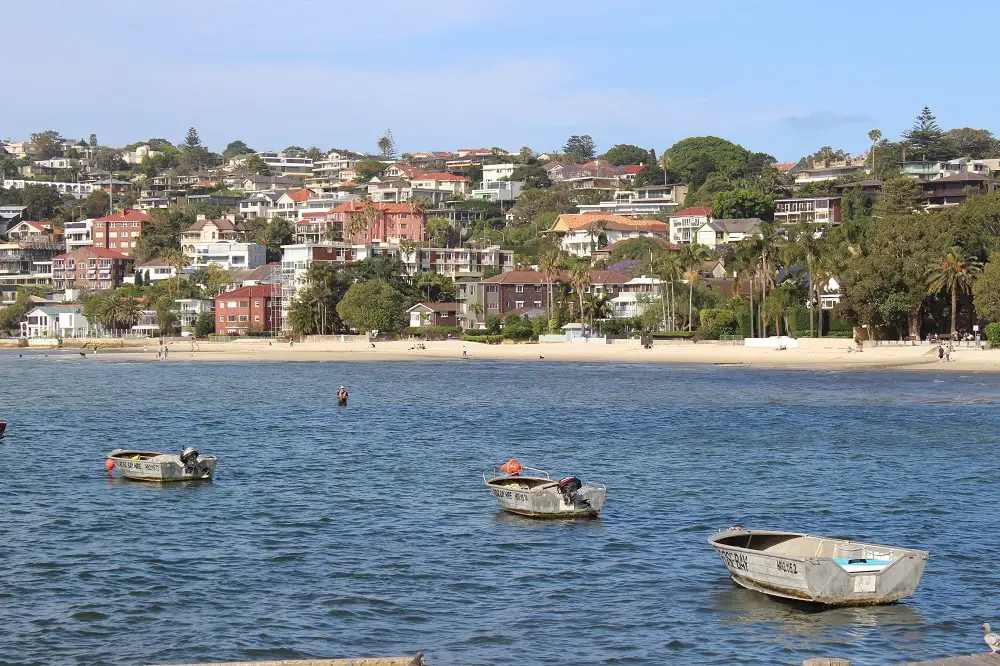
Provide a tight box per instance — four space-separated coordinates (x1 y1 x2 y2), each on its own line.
215 284 278 299
709 218 762 234
669 206 712 218
550 213 667 233
137 257 171 268
774 162 796 172
53 247 132 260
601 237 680 253
9 220 50 233
95 210 151 223
481 269 630 285
416 172 470 182
408 301 460 313
284 188 312 202
929 172 994 183
621 165 644 175
231 265 279 284
329 201 423 215
183 218 245 233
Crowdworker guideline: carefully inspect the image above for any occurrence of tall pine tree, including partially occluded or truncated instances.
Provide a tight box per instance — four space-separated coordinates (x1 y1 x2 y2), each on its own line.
902 107 956 162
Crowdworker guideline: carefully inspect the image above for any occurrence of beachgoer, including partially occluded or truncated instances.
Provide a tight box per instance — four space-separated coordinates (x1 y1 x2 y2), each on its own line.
163 345 168 360
938 344 944 361
945 344 951 362
337 386 348 404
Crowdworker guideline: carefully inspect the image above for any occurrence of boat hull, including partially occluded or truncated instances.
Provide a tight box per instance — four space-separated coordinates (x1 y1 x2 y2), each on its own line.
709 529 927 606
0 421 6 436
486 477 606 518
108 450 217 482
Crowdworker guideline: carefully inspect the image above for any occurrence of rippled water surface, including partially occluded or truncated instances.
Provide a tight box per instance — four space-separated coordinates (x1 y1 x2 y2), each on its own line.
2 355 999 665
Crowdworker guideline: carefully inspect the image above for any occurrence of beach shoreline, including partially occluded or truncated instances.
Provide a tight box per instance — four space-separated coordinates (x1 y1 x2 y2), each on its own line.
32 337 999 373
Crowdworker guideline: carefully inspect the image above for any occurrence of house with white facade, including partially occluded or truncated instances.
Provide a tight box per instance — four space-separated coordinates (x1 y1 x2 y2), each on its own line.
610 276 663 319
239 191 282 219
2 179 96 199
545 213 670 257
184 241 266 271
20 304 91 338
695 218 761 248
133 258 180 284
577 183 688 216
64 219 94 251
255 152 313 177
668 206 712 245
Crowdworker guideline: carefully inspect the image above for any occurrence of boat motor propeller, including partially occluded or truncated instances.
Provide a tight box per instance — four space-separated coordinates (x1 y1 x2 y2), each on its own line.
557 476 591 509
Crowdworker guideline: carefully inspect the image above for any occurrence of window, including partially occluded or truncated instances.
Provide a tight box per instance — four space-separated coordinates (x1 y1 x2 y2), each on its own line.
488 303 498 311
227 300 237 308
254 300 260 307
515 285 524 293
487 285 498 293
239 301 248 308
227 315 237 322
515 301 524 308
254 315 260 322
534 301 542 307
239 315 249 322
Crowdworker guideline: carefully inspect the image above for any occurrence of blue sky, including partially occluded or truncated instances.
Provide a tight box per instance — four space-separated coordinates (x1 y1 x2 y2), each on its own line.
4 0 998 162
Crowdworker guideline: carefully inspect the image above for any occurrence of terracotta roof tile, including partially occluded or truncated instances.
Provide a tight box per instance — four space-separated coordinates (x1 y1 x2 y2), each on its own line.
668 206 712 218
95 210 152 223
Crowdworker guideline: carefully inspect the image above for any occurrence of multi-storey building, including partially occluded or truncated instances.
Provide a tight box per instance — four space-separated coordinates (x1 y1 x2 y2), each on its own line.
2 179 96 199
214 284 279 335
51 247 133 291
773 197 841 226
91 210 151 256
577 184 687 216
668 206 713 244
331 202 427 244
545 213 669 257
64 218 94 251
256 152 313 177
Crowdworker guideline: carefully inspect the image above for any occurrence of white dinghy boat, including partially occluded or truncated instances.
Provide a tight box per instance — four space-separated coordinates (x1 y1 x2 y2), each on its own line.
483 459 606 519
106 447 218 482
709 527 928 606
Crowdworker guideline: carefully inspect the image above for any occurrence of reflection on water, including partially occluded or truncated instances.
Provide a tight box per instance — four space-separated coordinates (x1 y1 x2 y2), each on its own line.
1 359 998 665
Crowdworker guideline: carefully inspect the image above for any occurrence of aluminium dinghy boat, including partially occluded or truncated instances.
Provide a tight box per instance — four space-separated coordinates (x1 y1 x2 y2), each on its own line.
709 526 927 606
483 459 606 518
106 447 217 482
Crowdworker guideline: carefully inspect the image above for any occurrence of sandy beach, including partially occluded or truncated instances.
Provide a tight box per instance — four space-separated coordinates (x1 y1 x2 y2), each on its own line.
70 337 1000 373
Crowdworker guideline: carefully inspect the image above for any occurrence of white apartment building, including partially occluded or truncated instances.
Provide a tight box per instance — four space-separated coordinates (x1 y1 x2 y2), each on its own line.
256 152 314 177
64 219 94 251
482 163 518 182
668 206 712 245
305 152 359 192
610 276 663 319
185 241 266 271
2 179 96 199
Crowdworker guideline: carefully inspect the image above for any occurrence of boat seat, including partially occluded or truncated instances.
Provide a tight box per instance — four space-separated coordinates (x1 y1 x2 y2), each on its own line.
832 557 891 573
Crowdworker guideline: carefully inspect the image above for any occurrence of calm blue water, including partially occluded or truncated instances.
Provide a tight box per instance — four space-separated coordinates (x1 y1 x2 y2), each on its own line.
1 355 998 666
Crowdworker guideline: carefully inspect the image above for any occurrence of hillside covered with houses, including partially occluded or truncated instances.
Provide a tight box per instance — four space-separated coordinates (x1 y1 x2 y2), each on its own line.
5 109 1000 345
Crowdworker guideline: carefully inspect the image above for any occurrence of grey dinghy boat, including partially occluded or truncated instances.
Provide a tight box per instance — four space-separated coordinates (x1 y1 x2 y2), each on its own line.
709 527 928 606
483 460 606 518
106 447 217 481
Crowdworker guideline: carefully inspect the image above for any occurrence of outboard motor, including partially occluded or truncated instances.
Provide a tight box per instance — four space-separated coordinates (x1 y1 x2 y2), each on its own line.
179 447 200 472
557 476 591 509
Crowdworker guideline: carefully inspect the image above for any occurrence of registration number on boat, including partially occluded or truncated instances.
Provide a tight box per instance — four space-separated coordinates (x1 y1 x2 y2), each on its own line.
776 560 798 574
116 460 159 472
492 488 529 502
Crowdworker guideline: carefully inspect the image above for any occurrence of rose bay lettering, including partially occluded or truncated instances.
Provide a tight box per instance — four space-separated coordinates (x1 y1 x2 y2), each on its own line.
776 560 798 574
717 549 749 572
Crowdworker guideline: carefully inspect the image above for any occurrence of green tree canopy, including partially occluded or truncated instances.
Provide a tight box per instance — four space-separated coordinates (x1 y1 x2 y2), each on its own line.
663 136 753 190
710 189 775 220
509 165 550 188
875 177 925 216
336 279 406 333
562 135 596 163
222 140 253 160
354 160 388 183
600 144 650 166
973 252 1000 323
22 184 62 220
243 154 271 175
944 128 999 159
902 106 957 162
30 130 64 160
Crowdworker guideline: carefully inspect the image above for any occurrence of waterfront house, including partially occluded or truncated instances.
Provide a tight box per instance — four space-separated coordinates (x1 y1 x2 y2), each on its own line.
214 284 279 335
472 269 630 324
921 172 995 209
407 302 460 328
19 304 90 338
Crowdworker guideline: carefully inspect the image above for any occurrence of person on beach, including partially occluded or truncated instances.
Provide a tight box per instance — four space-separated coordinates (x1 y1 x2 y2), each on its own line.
163 344 168 360
945 342 951 362
938 344 944 361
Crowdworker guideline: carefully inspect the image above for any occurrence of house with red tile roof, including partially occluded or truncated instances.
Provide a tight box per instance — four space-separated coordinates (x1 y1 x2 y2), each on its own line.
92 209 152 256
5 220 55 242
52 247 133 291
668 206 713 244
546 212 670 257
329 201 427 244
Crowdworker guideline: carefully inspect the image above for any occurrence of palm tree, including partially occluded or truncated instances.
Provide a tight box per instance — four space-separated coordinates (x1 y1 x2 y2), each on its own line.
926 246 982 335
398 238 419 274
588 220 610 255
468 301 483 328
790 223 822 337
755 221 782 336
569 266 591 329
538 249 562 321
681 243 710 330
164 250 190 294
654 252 684 330
346 200 379 241
764 284 797 336
868 129 882 174
119 297 144 331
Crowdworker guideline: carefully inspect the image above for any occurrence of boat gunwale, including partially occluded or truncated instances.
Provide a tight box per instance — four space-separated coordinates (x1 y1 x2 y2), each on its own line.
107 450 219 463
708 529 929 564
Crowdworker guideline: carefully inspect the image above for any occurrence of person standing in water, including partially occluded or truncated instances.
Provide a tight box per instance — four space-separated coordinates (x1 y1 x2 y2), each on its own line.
336 386 348 405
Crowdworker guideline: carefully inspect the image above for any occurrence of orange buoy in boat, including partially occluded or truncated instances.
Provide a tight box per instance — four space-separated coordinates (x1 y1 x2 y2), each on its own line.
105 458 115 471
500 458 522 475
